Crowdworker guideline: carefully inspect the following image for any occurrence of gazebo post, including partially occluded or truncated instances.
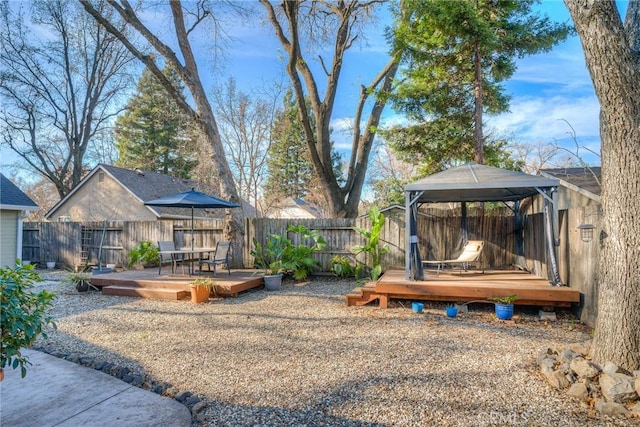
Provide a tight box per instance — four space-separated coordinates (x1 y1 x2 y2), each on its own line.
405 191 411 280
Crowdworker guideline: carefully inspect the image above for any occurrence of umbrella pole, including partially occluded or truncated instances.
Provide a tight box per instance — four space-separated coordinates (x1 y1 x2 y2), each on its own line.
191 207 194 250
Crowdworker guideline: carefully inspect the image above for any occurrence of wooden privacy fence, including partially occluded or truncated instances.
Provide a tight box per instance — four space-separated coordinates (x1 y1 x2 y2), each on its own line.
23 219 225 269
23 208 551 274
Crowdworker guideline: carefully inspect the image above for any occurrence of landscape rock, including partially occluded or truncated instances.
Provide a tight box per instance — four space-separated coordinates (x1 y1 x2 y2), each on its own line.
599 372 639 403
191 401 207 414
559 349 580 363
594 401 629 417
538 310 557 322
603 361 632 377
636 377 640 395
570 357 600 379
556 362 571 375
176 391 193 403
632 402 640 418
568 341 591 356
539 357 556 375
566 382 589 400
545 370 571 390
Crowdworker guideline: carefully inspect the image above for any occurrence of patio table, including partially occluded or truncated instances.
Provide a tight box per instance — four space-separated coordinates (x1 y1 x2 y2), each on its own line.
159 247 216 276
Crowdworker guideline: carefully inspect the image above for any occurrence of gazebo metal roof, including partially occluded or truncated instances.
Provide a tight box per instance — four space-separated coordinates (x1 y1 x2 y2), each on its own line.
405 164 559 203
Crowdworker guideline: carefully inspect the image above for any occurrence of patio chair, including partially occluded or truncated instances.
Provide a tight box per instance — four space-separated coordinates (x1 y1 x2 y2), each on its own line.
198 241 231 275
158 241 186 275
422 240 485 275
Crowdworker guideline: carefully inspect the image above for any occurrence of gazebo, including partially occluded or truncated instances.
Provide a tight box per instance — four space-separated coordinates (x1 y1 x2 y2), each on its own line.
404 164 562 283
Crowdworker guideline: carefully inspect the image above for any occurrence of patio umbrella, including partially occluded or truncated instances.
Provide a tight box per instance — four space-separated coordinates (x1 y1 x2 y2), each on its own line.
144 188 240 249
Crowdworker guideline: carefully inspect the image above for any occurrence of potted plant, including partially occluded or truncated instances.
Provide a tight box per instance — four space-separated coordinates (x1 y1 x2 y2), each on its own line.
190 278 216 303
446 303 458 318
250 234 290 291
488 295 518 320
1 262 56 379
46 261 56 270
63 271 93 292
127 240 160 269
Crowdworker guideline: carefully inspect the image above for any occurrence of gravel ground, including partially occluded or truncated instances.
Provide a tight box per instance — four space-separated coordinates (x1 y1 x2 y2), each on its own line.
32 271 635 426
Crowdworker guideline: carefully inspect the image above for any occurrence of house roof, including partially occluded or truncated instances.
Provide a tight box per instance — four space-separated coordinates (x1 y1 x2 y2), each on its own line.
46 164 254 219
539 167 601 201
405 163 559 203
0 173 38 211
288 198 323 218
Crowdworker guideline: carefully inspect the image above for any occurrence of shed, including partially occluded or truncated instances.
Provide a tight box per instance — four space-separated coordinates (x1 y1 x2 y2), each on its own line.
404 164 560 282
0 173 38 267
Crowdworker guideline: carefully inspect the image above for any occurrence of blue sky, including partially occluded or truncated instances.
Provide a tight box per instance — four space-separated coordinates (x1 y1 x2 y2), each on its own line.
3 0 628 182
217 0 616 167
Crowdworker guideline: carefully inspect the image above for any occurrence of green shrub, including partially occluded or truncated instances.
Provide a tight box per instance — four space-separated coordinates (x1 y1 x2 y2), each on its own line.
127 240 160 268
353 206 390 281
250 225 327 280
1 261 56 378
330 255 354 278
283 225 327 280
250 234 291 275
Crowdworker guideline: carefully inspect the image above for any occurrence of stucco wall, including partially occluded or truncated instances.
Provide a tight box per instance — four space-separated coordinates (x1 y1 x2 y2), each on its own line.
0 210 18 267
50 171 157 221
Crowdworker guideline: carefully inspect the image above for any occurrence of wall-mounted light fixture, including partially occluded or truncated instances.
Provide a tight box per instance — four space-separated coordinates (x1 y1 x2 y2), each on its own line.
577 205 602 243
577 223 596 242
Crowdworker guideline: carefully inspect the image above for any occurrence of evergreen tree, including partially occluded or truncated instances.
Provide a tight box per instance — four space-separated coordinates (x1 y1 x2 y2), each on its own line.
264 90 345 213
264 90 316 203
386 0 571 172
115 66 198 177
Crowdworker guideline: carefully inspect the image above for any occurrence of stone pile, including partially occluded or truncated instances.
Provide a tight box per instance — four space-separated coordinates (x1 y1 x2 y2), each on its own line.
538 340 640 419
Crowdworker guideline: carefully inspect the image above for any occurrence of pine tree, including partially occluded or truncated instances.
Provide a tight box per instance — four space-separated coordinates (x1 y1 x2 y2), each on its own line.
387 0 571 172
264 90 316 203
264 90 344 213
115 66 198 178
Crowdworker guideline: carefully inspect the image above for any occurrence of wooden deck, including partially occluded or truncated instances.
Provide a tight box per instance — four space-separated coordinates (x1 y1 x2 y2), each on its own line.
89 268 264 300
347 269 580 308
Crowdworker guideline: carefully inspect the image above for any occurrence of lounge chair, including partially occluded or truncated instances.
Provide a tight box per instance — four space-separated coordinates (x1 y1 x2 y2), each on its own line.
198 241 231 275
422 240 485 275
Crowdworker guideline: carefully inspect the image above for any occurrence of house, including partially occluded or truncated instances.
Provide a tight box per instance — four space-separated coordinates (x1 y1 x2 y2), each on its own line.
0 173 38 267
266 197 324 219
45 164 255 221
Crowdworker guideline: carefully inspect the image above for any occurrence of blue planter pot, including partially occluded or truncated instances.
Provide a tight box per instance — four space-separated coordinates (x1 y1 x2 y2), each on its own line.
495 303 514 320
446 306 458 318
412 302 424 314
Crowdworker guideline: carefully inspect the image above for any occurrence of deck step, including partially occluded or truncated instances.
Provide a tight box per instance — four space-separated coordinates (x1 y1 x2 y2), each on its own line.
102 285 189 300
346 284 380 307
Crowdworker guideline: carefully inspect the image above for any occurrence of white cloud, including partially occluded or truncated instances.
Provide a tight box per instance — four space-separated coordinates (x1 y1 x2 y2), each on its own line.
489 94 601 165
489 95 600 142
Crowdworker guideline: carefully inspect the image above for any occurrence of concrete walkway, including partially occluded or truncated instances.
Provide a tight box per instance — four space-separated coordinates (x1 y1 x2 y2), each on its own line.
0 349 192 426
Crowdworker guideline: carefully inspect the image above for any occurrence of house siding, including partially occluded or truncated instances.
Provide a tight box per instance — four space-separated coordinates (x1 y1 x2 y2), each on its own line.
1 210 18 267
49 172 157 221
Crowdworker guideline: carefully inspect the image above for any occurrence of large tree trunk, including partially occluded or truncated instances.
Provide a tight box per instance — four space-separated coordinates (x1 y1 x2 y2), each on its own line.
80 0 245 266
565 0 640 370
261 0 398 218
473 37 484 165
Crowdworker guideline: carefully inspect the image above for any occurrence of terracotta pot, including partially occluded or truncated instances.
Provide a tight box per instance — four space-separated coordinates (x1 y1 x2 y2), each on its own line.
0 368 4 382
190 285 210 303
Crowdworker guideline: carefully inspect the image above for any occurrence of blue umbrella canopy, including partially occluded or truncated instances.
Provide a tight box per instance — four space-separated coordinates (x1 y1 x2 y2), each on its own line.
144 188 240 209
144 189 240 249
